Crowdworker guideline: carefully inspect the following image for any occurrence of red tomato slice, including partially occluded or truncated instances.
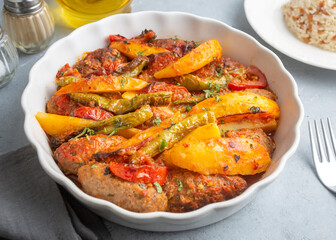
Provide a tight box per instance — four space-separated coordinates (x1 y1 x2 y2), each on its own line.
109 162 168 185
73 107 114 120
228 65 267 90
109 34 127 42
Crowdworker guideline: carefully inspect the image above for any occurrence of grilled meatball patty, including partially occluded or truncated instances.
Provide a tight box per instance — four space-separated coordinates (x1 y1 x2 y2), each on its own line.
78 163 168 212
164 169 247 213
54 135 125 175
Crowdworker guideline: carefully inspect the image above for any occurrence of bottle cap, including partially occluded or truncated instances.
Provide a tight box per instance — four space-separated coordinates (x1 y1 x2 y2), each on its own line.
4 0 43 15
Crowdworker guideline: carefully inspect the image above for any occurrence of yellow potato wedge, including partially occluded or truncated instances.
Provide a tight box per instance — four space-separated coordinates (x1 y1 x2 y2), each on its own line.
115 128 142 139
55 75 148 95
188 91 280 120
154 39 222 79
122 91 138 100
109 40 169 59
35 112 95 136
218 118 278 134
164 136 271 175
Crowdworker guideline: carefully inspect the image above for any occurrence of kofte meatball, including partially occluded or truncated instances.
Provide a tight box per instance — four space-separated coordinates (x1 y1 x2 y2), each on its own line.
163 169 247 213
78 163 168 212
54 135 125 175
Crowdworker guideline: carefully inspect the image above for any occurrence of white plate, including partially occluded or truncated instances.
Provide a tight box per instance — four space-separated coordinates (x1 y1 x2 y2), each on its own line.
21 11 303 231
244 0 336 70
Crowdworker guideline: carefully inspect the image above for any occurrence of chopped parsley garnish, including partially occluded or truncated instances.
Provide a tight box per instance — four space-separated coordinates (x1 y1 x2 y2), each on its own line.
159 139 168 152
154 182 162 193
104 118 130 138
91 164 97 168
176 82 181 86
215 95 222 102
203 89 217 99
177 178 183 192
70 127 95 140
216 65 223 77
116 52 120 58
120 77 128 88
221 129 225 137
250 106 260 114
220 120 225 124
194 42 200 47
185 40 189 44
152 117 161 126
202 107 210 111
186 105 192 112
137 49 147 55
138 183 148 189
149 35 157 42
234 154 241 163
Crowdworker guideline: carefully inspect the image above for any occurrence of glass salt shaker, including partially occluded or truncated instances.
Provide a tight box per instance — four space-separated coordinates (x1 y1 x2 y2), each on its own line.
0 25 19 89
2 0 55 54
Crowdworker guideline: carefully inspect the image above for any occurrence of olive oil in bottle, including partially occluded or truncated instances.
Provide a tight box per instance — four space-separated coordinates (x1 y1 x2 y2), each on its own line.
56 0 132 28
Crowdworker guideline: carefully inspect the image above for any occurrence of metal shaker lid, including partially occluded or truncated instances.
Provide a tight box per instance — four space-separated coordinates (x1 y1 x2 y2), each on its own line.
4 0 43 15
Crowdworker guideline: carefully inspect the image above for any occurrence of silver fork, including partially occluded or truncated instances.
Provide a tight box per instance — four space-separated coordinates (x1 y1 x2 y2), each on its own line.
308 118 336 193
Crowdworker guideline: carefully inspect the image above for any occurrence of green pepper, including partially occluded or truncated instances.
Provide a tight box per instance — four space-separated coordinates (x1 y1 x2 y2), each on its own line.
113 56 149 78
131 111 216 161
173 93 207 105
56 76 82 87
70 91 171 115
92 105 153 135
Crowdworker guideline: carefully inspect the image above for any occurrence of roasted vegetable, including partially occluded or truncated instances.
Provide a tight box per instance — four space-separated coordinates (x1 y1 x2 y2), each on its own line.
109 40 169 59
180 74 228 91
113 56 149 78
94 105 153 135
115 128 142 138
36 105 153 136
228 65 267 90
93 112 183 162
164 136 271 175
173 93 207 105
55 75 148 95
154 39 222 79
188 91 280 120
131 111 216 160
56 76 82 87
70 91 172 115
35 112 95 136
218 117 278 134
109 162 168 185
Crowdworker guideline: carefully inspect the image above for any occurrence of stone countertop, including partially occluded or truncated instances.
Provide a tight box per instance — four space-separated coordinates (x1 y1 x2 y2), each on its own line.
0 0 335 239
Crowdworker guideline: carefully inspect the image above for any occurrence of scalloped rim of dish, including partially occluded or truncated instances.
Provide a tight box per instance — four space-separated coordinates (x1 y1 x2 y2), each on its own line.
22 11 304 221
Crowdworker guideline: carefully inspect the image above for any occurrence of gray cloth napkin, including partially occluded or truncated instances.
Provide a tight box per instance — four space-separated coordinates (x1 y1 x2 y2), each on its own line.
0 146 111 240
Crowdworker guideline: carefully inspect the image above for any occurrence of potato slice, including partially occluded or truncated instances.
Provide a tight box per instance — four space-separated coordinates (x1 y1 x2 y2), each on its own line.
109 40 169 59
164 136 271 175
218 118 278 134
188 91 280 120
115 128 142 139
154 39 222 79
55 75 148 95
122 91 138 100
35 112 95 136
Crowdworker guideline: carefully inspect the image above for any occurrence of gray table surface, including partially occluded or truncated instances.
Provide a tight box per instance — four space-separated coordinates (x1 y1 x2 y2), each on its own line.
1 0 336 239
